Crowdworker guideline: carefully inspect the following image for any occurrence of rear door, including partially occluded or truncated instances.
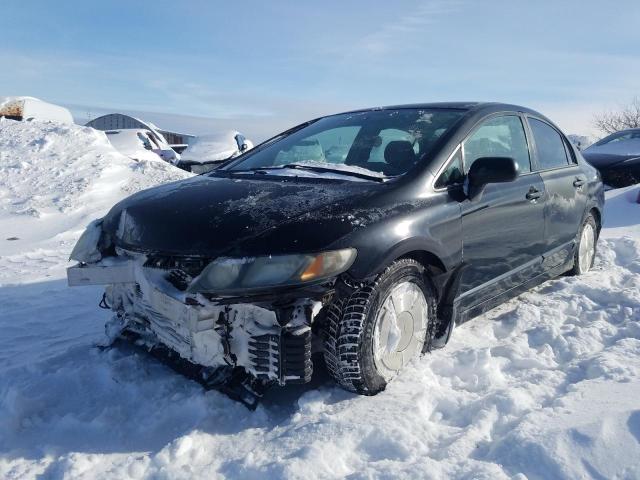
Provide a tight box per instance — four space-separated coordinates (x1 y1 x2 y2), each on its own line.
455 114 547 310
526 117 589 268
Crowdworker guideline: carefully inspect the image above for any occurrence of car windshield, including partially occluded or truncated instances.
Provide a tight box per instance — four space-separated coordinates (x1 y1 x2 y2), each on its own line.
593 130 640 147
223 108 465 179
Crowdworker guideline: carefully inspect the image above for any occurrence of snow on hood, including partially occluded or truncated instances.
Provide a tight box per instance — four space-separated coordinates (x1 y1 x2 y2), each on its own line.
181 130 245 163
102 173 383 256
0 118 192 276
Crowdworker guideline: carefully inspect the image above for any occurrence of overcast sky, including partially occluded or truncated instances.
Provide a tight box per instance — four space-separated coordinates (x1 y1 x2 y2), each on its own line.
2 0 639 141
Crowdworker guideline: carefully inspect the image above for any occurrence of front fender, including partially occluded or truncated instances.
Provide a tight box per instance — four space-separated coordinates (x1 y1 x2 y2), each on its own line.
335 198 463 282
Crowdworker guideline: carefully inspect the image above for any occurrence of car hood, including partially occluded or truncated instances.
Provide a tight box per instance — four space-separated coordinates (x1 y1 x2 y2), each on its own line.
583 140 640 167
102 173 385 257
582 150 640 168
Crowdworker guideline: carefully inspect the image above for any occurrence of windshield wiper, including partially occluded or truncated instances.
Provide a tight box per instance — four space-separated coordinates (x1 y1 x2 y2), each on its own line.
281 164 385 182
230 164 385 182
227 163 386 182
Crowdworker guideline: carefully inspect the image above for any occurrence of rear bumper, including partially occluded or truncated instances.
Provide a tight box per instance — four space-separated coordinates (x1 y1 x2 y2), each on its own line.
68 260 323 385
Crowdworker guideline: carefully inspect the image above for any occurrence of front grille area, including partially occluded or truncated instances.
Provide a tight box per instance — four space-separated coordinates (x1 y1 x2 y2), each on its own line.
143 255 211 291
110 280 315 386
144 255 210 277
131 285 194 359
247 327 312 384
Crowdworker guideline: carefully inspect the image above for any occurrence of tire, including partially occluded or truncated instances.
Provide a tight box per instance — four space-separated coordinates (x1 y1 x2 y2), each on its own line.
323 258 436 395
568 213 597 276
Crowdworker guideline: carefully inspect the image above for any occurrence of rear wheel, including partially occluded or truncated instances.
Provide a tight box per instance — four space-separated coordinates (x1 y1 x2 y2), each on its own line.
323 259 436 395
569 213 597 275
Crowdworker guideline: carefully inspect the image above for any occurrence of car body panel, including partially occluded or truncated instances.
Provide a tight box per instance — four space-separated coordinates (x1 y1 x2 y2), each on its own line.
457 173 547 310
538 166 589 266
102 174 386 258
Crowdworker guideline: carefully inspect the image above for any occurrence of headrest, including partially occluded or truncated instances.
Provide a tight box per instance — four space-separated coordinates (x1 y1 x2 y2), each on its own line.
384 140 417 171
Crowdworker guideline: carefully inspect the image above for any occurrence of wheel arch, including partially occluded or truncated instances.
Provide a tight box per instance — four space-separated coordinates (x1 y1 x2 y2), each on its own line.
589 206 602 234
398 249 447 278
361 237 454 279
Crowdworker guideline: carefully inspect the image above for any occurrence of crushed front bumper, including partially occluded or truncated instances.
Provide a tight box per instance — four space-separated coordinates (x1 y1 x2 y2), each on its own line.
68 257 326 386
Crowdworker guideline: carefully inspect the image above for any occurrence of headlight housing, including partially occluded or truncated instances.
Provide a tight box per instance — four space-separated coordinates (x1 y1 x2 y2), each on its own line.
187 248 357 294
69 218 104 263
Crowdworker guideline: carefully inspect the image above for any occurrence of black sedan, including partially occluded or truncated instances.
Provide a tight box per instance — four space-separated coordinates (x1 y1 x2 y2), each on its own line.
582 128 640 187
68 102 604 402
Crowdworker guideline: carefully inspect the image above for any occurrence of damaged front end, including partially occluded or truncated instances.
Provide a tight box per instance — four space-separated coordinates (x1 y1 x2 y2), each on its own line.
67 219 353 407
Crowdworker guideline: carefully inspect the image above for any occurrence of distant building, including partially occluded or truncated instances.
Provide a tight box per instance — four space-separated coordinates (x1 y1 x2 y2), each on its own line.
86 113 195 153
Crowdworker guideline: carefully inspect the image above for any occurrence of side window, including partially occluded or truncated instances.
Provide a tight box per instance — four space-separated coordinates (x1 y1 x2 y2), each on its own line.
528 118 570 170
435 147 464 188
463 115 531 173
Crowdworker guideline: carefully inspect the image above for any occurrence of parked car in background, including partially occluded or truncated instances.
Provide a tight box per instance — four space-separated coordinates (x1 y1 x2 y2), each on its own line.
105 129 179 164
582 128 640 187
177 130 253 173
68 102 603 405
0 96 73 123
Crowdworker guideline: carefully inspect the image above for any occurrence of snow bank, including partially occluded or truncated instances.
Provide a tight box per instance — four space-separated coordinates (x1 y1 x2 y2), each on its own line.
0 118 191 283
0 122 638 479
0 96 73 124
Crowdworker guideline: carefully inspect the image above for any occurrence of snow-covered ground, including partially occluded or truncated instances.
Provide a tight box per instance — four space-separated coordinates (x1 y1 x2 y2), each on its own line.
0 120 639 479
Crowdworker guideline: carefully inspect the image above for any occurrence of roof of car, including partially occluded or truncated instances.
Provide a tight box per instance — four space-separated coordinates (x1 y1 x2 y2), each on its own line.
339 102 543 116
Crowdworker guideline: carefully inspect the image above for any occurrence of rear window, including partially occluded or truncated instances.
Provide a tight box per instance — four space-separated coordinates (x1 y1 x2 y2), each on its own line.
529 118 570 170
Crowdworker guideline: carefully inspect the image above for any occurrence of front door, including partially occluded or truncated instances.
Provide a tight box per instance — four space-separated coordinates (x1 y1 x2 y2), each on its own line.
457 114 547 310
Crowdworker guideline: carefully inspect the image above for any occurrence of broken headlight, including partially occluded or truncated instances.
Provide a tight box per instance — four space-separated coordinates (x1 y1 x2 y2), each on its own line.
187 248 357 294
69 218 104 263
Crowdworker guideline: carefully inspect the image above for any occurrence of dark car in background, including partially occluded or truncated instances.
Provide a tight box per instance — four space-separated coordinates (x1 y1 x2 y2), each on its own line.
68 102 604 404
582 128 640 187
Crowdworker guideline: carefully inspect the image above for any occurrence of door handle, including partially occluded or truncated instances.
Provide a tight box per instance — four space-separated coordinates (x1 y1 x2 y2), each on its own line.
526 187 542 201
573 177 585 187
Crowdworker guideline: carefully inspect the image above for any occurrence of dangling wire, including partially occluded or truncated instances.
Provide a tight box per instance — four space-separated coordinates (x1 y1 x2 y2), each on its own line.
98 292 111 309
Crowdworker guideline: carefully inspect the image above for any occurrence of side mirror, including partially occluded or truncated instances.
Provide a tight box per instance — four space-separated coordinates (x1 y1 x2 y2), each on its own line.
240 142 249 152
466 156 518 200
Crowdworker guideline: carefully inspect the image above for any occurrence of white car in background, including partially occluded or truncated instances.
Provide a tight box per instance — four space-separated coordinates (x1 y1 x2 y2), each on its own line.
104 129 179 164
178 130 253 173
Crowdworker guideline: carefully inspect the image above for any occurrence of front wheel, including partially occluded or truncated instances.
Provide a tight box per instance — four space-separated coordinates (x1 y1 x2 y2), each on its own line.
323 259 436 395
569 213 597 275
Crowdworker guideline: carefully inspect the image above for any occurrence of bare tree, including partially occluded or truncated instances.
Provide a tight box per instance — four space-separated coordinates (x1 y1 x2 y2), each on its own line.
593 97 640 135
